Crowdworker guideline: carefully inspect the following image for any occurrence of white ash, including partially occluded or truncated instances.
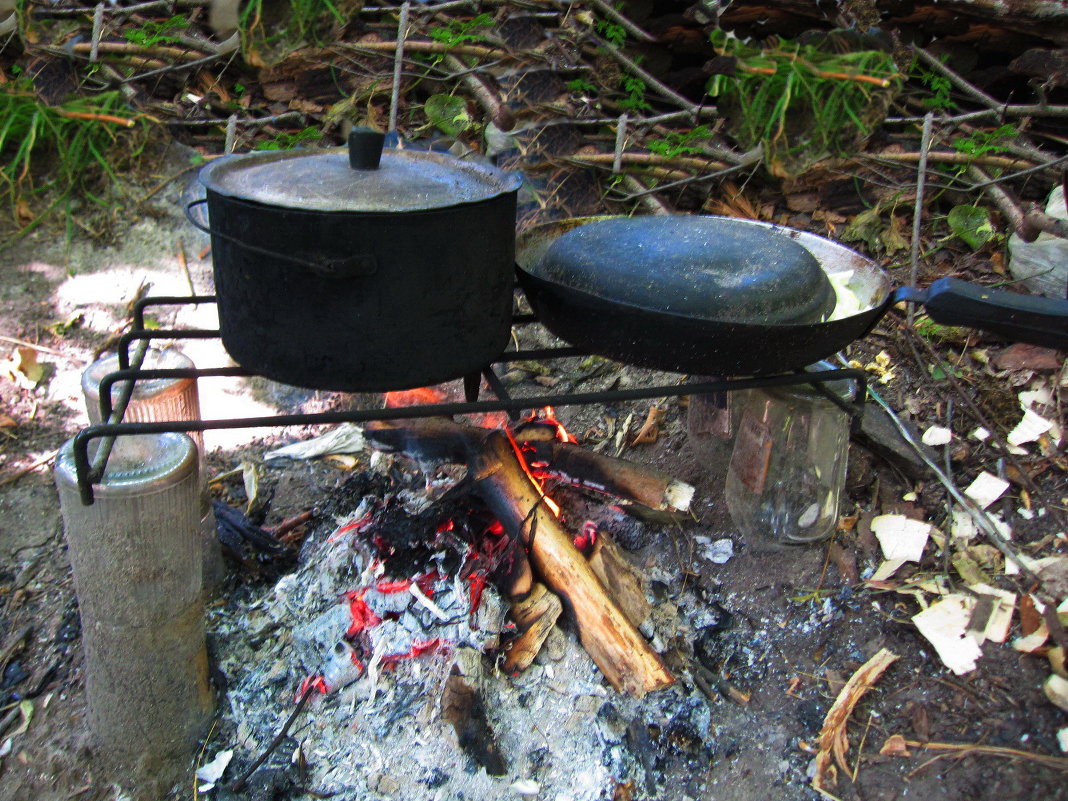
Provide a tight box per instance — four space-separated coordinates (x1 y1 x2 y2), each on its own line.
211 477 740 801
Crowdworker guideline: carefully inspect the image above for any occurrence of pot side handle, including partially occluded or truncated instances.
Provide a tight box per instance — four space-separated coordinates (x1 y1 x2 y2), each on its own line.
913 277 1068 350
184 199 378 279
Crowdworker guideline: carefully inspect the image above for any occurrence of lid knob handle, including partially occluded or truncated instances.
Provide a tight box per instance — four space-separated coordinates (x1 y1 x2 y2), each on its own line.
348 127 385 170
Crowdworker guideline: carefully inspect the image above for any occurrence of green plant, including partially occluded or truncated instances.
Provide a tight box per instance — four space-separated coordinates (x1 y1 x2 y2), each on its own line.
240 0 346 53
0 81 147 234
705 29 902 176
647 125 712 158
422 93 473 137
917 67 955 111
253 126 322 150
566 78 597 95
915 318 964 342
618 74 651 112
428 12 493 46
596 19 627 49
788 587 835 604
952 123 1016 157
947 204 995 249
123 15 188 46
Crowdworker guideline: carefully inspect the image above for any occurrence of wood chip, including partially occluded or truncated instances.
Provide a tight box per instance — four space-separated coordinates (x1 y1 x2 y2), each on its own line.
879 734 911 757
964 472 1010 509
912 595 983 675
871 514 931 562
630 406 664 445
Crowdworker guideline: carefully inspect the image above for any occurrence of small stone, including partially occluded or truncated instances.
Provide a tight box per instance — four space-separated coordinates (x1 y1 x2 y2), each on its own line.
543 627 567 661
375 773 400 795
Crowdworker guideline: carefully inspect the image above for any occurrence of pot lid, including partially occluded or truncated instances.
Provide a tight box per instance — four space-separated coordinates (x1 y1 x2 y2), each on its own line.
534 215 835 325
198 129 522 213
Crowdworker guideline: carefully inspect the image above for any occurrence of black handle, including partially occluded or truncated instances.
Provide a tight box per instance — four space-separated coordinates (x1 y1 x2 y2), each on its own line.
916 277 1068 350
348 127 385 170
183 199 378 279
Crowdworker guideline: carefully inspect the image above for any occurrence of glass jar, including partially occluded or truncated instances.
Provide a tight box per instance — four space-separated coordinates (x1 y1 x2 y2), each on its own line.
687 379 747 470
54 433 214 766
81 348 201 449
81 348 223 594
724 364 856 544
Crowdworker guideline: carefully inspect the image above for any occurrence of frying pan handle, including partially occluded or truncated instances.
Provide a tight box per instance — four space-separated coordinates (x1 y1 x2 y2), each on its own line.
183 199 378 279
911 277 1068 350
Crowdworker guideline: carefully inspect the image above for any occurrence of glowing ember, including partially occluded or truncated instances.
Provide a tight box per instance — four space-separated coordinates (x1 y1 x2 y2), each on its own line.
344 590 383 637
573 521 598 554
328 511 374 543
298 674 328 699
384 386 448 407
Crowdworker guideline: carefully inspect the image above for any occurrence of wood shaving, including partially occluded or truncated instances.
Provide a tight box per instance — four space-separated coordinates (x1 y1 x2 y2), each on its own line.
812 648 898 792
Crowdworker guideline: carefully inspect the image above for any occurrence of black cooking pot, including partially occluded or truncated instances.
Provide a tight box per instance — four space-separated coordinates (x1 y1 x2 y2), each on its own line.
188 129 522 392
517 216 1068 375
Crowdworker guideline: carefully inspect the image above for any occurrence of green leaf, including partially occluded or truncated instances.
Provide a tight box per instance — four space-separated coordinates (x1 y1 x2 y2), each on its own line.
424 94 472 137
841 206 883 251
947 205 994 250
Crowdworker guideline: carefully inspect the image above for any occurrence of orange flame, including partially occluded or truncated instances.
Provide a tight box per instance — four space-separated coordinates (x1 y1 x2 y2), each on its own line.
505 426 561 517
525 405 579 443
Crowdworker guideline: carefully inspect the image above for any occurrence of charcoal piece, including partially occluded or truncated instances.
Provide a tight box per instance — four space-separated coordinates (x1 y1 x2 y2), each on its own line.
319 471 393 519
1 660 29 690
212 501 289 562
796 698 825 733
441 674 507 777
215 766 297 801
626 718 659 792
55 605 80 642
364 499 483 579
419 767 448 789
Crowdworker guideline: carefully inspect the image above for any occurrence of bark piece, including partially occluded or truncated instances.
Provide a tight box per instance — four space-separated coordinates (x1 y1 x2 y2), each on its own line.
588 533 651 629
502 582 563 672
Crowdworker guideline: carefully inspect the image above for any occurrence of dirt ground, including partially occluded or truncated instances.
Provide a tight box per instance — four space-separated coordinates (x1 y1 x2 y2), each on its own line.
1 142 1067 801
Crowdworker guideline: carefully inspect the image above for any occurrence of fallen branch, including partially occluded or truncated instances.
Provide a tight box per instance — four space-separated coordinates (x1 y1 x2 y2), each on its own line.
621 174 673 215
339 39 508 60
229 682 317 792
913 46 1068 119
866 150 1031 171
70 41 207 62
588 0 655 43
563 152 728 173
514 424 694 516
473 431 674 697
444 54 515 131
0 450 59 488
588 33 702 117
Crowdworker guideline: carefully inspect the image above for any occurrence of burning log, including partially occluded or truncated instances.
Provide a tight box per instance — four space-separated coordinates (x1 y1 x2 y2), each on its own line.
587 533 651 629
472 431 674 698
515 422 694 518
366 418 676 697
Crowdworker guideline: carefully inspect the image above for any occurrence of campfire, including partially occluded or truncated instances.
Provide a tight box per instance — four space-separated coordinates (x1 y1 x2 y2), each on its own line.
212 395 712 797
